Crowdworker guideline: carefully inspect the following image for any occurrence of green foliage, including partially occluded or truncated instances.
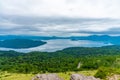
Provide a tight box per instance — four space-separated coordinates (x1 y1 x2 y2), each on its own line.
0 45 120 79
94 67 115 79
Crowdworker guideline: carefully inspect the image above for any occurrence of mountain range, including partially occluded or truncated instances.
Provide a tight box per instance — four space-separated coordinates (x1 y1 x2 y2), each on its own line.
0 35 120 45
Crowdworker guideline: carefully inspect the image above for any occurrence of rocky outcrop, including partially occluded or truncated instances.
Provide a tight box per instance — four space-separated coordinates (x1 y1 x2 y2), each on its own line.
32 73 100 80
107 75 120 80
32 73 63 80
70 74 100 80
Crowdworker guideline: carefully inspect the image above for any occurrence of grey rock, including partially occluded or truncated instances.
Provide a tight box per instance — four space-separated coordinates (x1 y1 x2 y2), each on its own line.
107 75 120 80
32 73 63 80
70 74 100 80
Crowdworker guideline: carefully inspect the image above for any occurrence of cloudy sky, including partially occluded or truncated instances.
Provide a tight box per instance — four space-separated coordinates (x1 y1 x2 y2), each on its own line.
0 0 120 36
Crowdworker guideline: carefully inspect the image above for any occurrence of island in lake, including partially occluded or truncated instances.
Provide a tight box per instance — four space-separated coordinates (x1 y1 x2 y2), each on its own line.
0 39 46 49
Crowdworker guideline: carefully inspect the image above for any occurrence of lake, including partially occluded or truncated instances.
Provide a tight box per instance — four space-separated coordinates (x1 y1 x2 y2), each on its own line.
0 39 112 53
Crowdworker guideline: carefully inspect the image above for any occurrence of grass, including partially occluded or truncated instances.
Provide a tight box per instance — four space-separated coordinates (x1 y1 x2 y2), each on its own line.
58 70 97 80
0 71 34 80
0 70 97 80
3 70 120 80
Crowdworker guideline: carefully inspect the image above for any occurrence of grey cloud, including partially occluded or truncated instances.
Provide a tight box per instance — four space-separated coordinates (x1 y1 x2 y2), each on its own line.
76 27 120 35
1 0 120 36
0 15 120 36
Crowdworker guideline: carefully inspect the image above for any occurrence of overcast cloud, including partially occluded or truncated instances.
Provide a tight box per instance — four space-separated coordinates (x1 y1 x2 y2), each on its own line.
0 0 120 36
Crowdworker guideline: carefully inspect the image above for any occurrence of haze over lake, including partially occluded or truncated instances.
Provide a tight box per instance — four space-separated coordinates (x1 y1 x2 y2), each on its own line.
0 39 112 53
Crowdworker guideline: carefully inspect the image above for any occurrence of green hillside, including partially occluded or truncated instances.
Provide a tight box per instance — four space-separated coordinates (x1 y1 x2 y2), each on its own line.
0 46 120 79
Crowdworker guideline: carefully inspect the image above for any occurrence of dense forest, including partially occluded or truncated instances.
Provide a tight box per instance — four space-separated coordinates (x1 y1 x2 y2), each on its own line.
0 45 120 79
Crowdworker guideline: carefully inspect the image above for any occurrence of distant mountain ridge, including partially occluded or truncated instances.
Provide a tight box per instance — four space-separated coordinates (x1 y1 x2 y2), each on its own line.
0 35 117 39
0 35 68 40
0 35 120 45
70 35 120 45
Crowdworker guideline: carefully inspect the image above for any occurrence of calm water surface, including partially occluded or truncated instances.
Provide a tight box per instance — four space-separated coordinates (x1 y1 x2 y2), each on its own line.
0 39 112 53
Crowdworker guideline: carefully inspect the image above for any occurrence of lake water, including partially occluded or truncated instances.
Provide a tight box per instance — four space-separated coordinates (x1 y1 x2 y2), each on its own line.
0 39 112 53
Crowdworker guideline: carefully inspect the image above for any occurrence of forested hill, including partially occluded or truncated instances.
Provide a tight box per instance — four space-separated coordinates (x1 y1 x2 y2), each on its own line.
61 45 120 55
0 50 24 57
0 39 46 49
0 45 119 70
0 45 120 79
